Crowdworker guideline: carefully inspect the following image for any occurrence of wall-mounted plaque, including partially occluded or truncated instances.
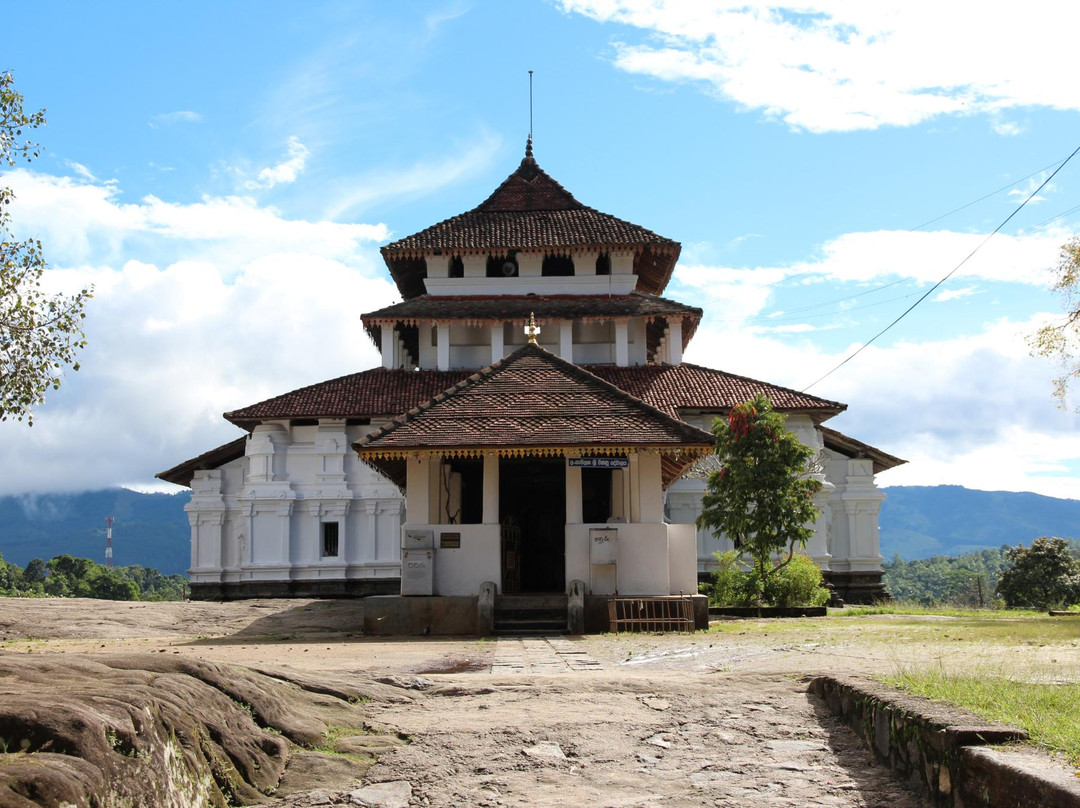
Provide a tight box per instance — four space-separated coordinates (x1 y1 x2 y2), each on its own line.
440 532 461 549
568 456 629 469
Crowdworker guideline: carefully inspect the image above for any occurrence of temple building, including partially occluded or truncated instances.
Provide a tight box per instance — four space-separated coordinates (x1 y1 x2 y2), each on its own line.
158 140 903 621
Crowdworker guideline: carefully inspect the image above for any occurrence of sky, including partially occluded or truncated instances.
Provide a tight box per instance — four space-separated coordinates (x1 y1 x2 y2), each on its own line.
2 0 1080 500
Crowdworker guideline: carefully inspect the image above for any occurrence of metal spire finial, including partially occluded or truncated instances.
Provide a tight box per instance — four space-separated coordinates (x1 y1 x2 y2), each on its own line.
526 69 534 158
526 311 540 344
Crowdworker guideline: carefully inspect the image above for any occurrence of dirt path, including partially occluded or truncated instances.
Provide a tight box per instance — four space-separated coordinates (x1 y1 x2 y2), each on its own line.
334 665 927 808
0 600 948 806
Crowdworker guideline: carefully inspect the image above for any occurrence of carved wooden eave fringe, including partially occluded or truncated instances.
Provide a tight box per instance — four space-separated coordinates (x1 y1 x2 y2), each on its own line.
355 444 713 462
382 242 669 262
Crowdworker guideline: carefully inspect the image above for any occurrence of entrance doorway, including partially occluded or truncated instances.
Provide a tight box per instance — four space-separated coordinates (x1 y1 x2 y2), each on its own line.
499 457 566 592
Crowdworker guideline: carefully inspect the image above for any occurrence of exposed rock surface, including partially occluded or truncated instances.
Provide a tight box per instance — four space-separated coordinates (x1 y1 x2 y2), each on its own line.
0 653 405 808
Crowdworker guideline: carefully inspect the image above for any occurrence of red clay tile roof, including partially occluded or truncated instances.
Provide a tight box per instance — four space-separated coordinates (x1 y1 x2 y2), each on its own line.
586 363 846 422
156 436 247 487
381 153 681 299
223 368 473 427
363 293 701 324
354 344 715 487
221 361 844 429
820 426 906 473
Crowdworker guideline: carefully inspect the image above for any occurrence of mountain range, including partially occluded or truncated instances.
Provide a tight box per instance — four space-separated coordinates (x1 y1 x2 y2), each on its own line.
0 485 1077 577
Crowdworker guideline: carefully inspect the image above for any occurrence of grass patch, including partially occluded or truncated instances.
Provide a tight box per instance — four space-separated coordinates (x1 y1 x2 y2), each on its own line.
836 602 1047 619
884 664 1080 767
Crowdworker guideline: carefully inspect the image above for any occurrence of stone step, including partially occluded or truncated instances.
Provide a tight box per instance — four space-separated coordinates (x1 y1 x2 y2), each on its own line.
495 594 568 610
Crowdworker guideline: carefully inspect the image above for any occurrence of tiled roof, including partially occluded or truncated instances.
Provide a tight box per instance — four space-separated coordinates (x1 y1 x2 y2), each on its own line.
221 361 844 429
586 363 846 422
156 436 247 487
223 368 473 427
820 426 906 473
354 344 715 485
362 293 701 324
381 153 681 299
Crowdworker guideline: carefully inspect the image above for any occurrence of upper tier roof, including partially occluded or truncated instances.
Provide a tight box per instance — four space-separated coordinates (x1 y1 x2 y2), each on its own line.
380 143 681 299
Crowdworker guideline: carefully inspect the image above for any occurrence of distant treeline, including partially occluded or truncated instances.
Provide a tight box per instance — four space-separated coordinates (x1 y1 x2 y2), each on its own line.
0 553 187 601
882 538 1080 607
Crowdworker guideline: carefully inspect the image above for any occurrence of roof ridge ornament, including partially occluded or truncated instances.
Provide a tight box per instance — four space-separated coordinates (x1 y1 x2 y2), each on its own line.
526 311 540 344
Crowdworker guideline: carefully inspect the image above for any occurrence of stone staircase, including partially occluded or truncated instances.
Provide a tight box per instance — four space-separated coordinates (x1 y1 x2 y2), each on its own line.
493 594 568 635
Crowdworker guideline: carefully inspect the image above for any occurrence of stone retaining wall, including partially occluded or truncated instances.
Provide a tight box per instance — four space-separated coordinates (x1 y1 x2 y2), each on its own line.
810 675 1080 808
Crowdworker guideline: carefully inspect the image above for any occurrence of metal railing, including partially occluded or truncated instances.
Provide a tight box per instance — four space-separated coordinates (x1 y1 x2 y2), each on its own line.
607 596 695 633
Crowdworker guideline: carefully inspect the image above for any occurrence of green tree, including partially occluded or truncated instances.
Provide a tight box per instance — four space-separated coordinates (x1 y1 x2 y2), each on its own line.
996 536 1080 609
697 394 823 604
1 71 91 425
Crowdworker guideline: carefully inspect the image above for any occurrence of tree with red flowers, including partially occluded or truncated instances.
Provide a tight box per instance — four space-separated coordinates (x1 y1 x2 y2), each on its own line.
697 394 823 603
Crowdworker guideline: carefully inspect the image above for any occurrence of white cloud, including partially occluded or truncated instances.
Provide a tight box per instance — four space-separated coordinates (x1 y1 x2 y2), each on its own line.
559 1 1080 132
1008 174 1051 205
322 132 502 220
933 285 978 303
993 120 1024 137
0 169 399 495
149 110 203 129
65 161 98 182
244 136 311 190
684 309 1080 499
3 168 388 272
673 229 1062 309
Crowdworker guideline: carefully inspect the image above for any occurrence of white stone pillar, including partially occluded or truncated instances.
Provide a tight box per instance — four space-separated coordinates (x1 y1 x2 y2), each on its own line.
518 253 542 277
614 321 629 367
565 461 583 524
462 255 486 278
573 250 599 276
418 323 436 368
611 250 634 276
406 456 432 524
426 253 449 279
482 453 499 524
842 459 886 571
380 325 396 370
437 324 450 370
667 318 683 364
559 320 573 362
490 324 505 364
636 453 664 522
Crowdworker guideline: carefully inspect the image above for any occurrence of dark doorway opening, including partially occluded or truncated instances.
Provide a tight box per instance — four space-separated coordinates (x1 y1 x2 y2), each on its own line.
499 457 565 592
581 468 613 523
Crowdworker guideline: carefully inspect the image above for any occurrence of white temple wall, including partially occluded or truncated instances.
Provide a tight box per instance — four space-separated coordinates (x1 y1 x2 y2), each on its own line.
186 419 406 585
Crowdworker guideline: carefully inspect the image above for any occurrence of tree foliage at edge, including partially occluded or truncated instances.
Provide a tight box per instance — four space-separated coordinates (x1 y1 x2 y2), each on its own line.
1 71 92 425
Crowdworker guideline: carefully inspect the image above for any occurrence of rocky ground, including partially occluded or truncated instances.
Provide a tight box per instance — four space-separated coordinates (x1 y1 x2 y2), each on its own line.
0 597 1071 807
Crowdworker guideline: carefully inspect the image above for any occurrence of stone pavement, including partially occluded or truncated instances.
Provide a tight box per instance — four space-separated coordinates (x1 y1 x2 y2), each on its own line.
490 635 604 674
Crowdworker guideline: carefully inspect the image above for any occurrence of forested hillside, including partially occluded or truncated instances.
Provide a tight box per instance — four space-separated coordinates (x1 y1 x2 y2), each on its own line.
0 490 188 575
882 539 1080 605
879 485 1080 558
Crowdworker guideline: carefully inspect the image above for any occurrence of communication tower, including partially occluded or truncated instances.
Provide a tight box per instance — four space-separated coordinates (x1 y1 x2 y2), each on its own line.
104 516 114 568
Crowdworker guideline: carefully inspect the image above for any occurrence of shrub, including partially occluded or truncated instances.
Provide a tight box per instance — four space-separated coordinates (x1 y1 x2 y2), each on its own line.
763 553 831 607
701 551 755 606
702 550 829 607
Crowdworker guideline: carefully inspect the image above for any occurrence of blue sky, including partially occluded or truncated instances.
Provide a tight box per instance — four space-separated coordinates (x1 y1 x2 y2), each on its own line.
2 0 1080 499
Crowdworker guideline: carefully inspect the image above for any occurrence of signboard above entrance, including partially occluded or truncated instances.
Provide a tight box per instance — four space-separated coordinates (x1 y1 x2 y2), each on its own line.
569 456 629 469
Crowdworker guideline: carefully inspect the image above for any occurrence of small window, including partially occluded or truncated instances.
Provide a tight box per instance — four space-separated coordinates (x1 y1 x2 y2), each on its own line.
449 256 464 278
322 522 340 558
541 254 574 276
595 253 611 275
487 252 518 277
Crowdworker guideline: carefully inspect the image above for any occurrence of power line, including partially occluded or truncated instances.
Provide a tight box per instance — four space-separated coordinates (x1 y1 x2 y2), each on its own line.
801 141 1080 393
725 155 1074 326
